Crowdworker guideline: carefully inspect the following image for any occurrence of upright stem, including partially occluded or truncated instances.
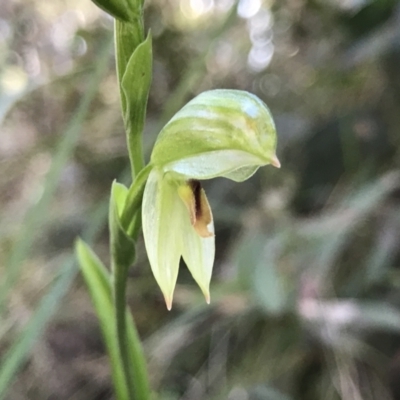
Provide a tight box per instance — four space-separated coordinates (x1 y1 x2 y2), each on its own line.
113 259 136 399
111 169 151 400
76 0 151 398
112 6 151 399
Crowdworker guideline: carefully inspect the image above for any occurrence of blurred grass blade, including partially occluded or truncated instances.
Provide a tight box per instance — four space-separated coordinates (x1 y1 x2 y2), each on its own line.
0 200 108 400
301 172 400 281
77 236 151 400
364 214 400 285
76 239 130 400
254 237 286 314
0 35 113 314
250 385 293 400
0 260 78 400
0 86 32 125
235 233 286 314
126 312 151 400
355 302 400 332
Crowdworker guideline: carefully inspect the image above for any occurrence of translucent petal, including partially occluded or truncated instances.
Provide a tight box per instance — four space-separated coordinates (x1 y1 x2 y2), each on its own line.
180 188 215 302
164 149 267 181
151 90 278 169
223 165 259 182
142 169 183 309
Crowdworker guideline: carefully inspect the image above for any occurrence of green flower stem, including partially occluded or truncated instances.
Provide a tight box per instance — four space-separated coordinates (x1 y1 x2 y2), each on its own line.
111 166 152 399
109 0 154 395
112 257 151 400
109 171 153 400
113 259 136 400
111 5 151 398
79 1 152 398
121 163 153 237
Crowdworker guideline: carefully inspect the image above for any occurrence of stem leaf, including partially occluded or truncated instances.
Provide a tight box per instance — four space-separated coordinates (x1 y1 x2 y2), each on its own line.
91 0 140 22
121 31 153 177
110 181 136 269
122 163 153 237
115 20 145 121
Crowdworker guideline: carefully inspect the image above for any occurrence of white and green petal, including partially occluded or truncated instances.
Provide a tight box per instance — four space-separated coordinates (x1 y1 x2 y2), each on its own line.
142 169 184 309
178 180 215 302
142 170 215 309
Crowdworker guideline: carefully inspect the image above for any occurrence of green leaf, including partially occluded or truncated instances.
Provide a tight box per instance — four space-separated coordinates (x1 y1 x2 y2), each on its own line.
115 20 145 119
75 239 130 400
125 313 151 400
0 35 114 315
91 0 140 22
0 262 77 400
112 181 129 216
76 239 151 400
253 238 286 315
0 199 108 400
121 32 153 177
110 181 136 270
235 233 287 314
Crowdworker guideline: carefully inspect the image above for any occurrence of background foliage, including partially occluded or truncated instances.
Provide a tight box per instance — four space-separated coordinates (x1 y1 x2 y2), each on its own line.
1 0 400 399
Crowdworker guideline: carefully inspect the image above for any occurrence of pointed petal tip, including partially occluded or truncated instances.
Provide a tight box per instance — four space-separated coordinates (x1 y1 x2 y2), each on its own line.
271 155 281 168
202 289 211 304
163 294 173 311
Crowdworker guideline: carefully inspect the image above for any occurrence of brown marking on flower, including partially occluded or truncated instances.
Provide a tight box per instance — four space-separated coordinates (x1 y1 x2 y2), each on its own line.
188 179 213 237
178 180 213 238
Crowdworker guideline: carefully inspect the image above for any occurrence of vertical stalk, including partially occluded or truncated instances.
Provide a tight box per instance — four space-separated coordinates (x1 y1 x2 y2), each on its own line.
110 172 151 400
112 256 136 399
77 1 152 398
112 6 151 399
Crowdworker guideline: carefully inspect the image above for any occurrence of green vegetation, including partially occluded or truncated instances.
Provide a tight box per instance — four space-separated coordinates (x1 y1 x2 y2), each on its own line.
1 0 400 399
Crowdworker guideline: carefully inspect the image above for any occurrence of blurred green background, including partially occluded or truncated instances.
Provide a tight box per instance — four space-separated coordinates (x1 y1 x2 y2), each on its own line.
1 0 400 399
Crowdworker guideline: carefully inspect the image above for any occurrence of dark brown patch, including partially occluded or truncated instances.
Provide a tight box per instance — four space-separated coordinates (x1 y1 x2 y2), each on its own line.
189 179 202 220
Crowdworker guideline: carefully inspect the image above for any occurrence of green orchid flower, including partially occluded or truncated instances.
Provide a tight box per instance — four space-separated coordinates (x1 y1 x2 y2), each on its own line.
142 89 280 309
